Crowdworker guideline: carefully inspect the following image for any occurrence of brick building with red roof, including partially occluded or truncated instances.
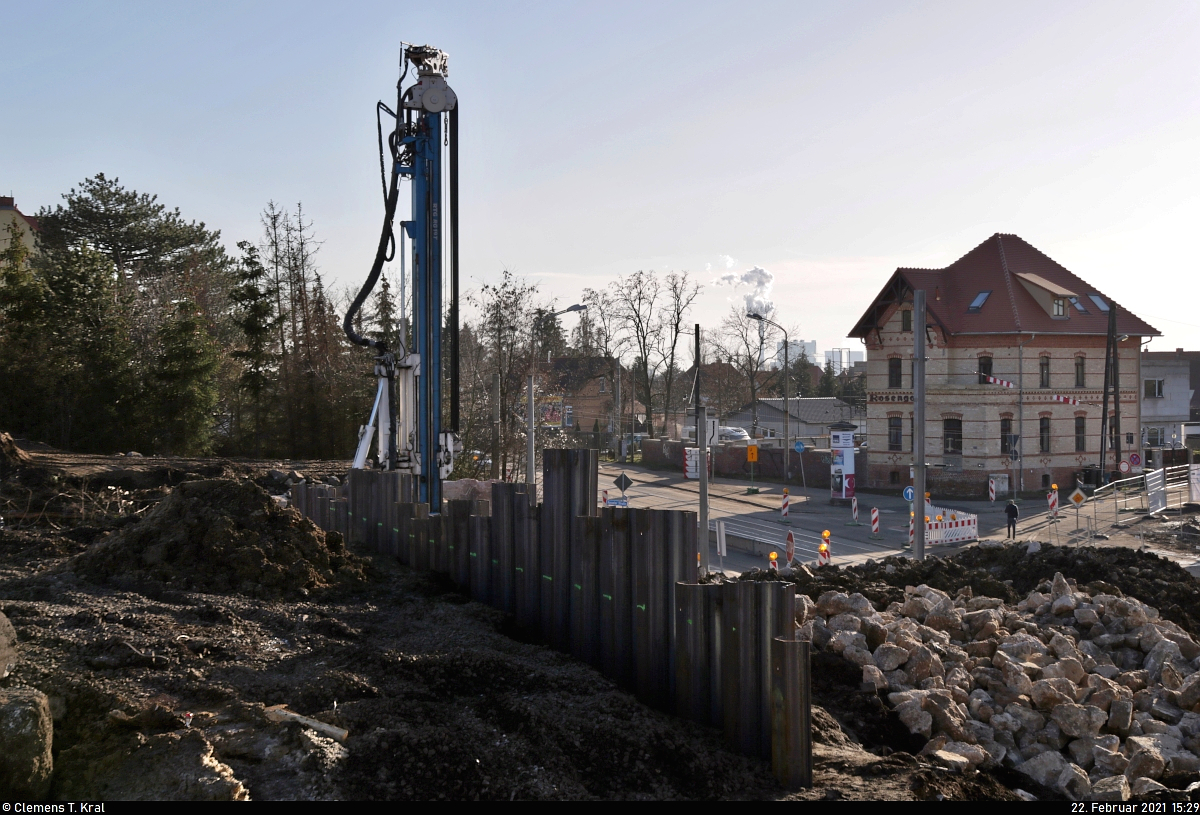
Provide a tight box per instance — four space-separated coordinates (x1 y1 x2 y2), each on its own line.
848 233 1159 498
0 196 40 257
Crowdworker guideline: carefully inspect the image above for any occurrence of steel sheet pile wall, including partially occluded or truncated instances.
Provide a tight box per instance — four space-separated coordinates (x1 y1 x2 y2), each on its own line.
674 579 811 788
291 456 807 784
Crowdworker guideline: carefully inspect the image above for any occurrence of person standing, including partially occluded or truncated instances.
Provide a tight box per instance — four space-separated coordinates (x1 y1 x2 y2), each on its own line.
1005 500 1019 539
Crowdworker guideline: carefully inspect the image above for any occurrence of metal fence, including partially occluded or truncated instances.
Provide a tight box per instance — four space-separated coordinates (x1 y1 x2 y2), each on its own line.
291 448 812 788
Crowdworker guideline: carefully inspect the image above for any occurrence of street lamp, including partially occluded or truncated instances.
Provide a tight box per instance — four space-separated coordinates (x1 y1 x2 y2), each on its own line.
528 304 588 501
748 312 788 482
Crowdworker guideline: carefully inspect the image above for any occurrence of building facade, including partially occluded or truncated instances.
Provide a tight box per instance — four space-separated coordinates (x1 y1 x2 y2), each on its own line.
0 196 39 256
848 233 1158 498
1140 349 1195 459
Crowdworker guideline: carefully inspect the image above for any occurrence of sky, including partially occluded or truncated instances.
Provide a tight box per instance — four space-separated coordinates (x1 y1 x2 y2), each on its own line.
7 1 1200 361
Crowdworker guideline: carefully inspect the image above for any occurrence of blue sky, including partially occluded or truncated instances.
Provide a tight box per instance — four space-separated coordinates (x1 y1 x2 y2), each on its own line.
7 1 1200 357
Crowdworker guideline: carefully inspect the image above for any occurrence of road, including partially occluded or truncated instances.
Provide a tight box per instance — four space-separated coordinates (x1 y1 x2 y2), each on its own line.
596 461 1064 574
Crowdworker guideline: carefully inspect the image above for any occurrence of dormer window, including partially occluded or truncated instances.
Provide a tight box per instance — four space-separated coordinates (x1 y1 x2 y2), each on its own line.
1015 272 1077 320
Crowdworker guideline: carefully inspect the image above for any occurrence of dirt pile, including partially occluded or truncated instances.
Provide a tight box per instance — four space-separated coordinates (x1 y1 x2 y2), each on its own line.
66 479 369 599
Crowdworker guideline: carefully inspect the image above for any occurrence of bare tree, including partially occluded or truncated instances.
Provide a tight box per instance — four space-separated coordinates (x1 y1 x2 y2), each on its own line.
470 270 540 481
712 304 781 438
658 271 701 437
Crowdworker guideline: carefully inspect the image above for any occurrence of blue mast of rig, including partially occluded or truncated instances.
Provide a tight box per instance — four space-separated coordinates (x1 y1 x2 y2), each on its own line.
343 44 460 512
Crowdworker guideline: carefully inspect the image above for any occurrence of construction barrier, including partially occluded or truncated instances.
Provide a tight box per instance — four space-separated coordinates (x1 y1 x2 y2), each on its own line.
781 488 789 519
922 504 979 544
870 507 879 536
988 478 995 502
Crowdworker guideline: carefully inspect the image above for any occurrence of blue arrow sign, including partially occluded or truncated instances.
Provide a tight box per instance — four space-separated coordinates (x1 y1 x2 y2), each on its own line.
793 440 805 453
903 486 915 502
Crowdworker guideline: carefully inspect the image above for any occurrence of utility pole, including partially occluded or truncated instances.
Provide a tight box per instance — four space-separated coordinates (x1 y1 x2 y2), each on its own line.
695 324 709 575
912 290 927 561
1113 307 1123 476
1100 306 1116 483
491 373 501 480
614 359 622 461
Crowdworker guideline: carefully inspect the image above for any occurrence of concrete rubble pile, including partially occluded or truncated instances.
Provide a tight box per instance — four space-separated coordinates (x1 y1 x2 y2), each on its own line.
797 569 1200 802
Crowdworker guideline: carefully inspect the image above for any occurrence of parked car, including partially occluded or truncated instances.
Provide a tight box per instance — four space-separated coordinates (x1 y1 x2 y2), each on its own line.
718 426 751 443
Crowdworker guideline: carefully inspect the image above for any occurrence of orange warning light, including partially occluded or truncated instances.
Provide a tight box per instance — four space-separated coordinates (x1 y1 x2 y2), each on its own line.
821 530 830 539
769 551 778 561
818 542 828 553
936 515 943 522
1051 483 1058 491
925 516 930 523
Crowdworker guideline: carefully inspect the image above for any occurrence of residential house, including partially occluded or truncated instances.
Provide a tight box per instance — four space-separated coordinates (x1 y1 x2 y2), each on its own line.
1141 349 1196 462
722 397 861 444
541 356 645 438
0 196 39 255
848 233 1159 497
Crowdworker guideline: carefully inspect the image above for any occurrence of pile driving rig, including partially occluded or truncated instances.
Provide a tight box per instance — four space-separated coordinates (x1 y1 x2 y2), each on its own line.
343 44 461 510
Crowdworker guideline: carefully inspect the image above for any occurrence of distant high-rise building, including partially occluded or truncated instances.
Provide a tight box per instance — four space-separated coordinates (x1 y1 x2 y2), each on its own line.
772 339 817 369
824 348 863 374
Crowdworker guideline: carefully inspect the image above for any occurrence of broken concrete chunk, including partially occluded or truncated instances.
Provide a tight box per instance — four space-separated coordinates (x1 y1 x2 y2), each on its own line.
0 612 16 679
861 664 888 692
1130 777 1168 796
1124 746 1165 781
1050 703 1107 739
873 643 909 672
1090 775 1130 802
0 687 53 799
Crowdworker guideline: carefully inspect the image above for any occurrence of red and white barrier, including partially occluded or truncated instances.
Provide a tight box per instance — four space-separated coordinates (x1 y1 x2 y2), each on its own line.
988 478 995 502
1047 489 1059 519
871 507 879 535
851 496 859 522
781 488 789 518
922 504 979 544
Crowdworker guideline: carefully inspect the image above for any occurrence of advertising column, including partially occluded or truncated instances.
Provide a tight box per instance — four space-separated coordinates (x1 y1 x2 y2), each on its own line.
829 426 856 504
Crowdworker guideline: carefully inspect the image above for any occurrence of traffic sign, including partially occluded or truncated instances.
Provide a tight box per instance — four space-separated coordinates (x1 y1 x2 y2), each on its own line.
605 496 628 507
903 486 915 502
1068 488 1087 506
793 440 805 454
614 472 633 493
1118 460 1131 474
746 445 758 463
785 530 795 563
1129 453 1142 467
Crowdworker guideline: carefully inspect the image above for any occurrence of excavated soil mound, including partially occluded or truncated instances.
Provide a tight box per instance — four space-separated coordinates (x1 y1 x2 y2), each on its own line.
742 543 1200 635
67 479 369 599
0 432 32 478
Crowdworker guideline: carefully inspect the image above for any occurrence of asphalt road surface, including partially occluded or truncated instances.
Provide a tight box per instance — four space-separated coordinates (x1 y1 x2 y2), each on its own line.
596 461 1063 574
